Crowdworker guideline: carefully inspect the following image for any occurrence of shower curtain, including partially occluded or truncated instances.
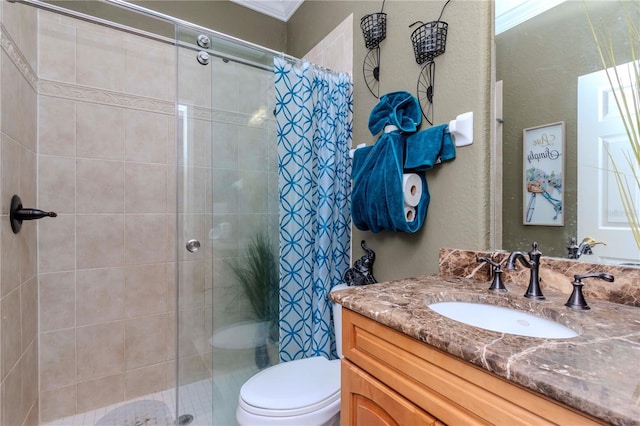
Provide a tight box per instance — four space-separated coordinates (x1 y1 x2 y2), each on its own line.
274 57 353 362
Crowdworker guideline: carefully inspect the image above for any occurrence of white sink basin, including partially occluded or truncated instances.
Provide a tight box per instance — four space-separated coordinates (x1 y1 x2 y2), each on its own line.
428 302 578 339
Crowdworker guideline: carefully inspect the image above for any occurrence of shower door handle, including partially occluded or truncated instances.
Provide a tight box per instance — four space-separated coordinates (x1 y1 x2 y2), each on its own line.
186 239 201 253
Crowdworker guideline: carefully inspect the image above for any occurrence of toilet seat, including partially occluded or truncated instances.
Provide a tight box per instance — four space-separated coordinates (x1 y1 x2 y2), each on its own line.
239 357 340 417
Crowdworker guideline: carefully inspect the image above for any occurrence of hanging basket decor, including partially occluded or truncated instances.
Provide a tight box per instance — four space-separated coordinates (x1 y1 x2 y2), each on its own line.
361 12 387 49
409 20 448 65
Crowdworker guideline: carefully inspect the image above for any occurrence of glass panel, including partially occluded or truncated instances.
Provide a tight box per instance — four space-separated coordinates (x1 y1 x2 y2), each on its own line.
175 23 214 425
176 24 279 425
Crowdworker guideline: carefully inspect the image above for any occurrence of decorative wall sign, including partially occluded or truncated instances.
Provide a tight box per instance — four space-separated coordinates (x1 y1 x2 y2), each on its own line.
523 121 565 226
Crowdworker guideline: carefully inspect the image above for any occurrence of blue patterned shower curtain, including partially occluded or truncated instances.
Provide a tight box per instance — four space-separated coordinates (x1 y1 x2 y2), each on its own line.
274 57 353 362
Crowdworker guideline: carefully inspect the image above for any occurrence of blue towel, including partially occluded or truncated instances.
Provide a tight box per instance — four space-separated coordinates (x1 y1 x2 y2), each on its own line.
404 124 456 172
368 91 422 135
352 91 430 233
351 145 373 179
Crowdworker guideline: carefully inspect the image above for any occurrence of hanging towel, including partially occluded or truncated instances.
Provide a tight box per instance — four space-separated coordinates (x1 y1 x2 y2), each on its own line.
351 145 373 177
368 91 422 135
351 91 430 233
404 124 456 172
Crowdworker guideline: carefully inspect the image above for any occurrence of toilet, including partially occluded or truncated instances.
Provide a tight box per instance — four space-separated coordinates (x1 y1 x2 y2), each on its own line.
236 284 349 426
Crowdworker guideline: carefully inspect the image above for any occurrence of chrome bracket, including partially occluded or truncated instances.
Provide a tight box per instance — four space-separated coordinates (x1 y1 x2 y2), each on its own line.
196 34 210 49
196 51 210 65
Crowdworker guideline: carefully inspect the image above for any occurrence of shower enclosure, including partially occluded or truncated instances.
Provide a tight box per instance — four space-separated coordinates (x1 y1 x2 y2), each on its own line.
1 1 287 424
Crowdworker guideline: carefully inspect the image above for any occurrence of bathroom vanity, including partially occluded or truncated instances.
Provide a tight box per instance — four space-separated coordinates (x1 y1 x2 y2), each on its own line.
332 275 640 425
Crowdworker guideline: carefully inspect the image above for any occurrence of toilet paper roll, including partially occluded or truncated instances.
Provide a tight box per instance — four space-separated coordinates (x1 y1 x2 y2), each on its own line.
403 173 422 207
404 205 416 222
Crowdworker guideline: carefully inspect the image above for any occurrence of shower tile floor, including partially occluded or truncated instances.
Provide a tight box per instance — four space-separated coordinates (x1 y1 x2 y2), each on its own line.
43 367 258 426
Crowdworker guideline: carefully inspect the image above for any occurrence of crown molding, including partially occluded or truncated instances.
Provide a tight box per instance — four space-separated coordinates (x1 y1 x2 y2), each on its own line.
496 0 566 35
230 0 304 22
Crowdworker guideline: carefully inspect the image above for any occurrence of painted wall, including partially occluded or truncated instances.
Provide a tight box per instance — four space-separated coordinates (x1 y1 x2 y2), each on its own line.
0 1 39 425
497 1 637 257
49 0 287 51
139 0 286 51
289 0 494 281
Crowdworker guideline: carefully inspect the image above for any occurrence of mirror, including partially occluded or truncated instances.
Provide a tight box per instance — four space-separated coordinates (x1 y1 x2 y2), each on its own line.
496 1 639 265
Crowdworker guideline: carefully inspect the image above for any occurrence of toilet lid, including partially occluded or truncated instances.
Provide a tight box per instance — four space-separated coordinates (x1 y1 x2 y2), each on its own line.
240 357 340 414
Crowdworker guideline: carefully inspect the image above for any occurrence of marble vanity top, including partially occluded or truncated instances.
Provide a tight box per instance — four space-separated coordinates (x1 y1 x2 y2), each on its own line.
331 275 640 425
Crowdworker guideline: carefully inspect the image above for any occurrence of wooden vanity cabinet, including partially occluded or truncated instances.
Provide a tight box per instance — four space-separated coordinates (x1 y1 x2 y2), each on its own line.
342 361 441 426
340 309 603 426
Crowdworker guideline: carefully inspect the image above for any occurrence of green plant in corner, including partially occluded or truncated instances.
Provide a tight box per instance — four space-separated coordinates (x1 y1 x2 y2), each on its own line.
586 1 640 249
229 231 280 344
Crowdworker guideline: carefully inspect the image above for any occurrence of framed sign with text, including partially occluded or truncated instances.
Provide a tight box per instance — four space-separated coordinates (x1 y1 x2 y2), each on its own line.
523 121 565 226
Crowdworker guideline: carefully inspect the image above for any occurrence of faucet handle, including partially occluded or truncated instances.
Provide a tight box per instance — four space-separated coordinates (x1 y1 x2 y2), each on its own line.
567 237 579 259
575 272 614 282
565 273 615 310
528 241 541 258
477 257 507 292
581 237 606 247
476 256 499 268
581 238 605 256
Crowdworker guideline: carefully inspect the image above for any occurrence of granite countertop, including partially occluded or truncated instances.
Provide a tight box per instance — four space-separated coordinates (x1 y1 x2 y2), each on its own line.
331 275 640 425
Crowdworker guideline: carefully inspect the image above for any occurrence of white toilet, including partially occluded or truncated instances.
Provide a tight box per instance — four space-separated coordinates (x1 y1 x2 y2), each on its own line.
236 284 349 426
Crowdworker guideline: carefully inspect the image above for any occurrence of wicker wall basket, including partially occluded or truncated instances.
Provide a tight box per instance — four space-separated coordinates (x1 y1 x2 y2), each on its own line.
410 20 448 65
361 13 387 49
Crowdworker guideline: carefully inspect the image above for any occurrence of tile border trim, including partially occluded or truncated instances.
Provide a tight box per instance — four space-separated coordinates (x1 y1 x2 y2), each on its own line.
38 79 176 115
2 22 276 128
0 22 38 90
38 79 276 130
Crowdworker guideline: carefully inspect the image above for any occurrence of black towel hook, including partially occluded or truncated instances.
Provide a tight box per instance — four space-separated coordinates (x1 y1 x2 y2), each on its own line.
10 194 57 234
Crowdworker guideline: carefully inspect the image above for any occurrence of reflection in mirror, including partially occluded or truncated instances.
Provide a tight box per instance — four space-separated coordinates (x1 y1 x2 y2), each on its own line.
496 1 639 266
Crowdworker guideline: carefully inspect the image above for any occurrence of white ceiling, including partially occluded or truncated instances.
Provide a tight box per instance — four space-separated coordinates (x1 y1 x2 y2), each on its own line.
230 0 304 22
230 0 565 32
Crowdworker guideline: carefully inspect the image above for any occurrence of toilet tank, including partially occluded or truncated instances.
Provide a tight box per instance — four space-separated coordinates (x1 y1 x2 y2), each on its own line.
330 283 350 358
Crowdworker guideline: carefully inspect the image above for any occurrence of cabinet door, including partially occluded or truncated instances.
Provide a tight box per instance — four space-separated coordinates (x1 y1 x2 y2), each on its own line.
341 360 439 426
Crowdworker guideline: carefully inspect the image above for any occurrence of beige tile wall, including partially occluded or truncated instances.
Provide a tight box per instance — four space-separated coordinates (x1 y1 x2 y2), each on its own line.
0 6 283 423
302 13 353 76
36 10 180 423
0 1 40 425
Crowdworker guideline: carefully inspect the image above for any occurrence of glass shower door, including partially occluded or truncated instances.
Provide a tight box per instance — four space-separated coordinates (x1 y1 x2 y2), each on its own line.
175 24 279 425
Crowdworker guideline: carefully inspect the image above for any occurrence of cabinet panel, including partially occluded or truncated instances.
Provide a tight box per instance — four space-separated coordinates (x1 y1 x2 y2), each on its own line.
341 360 437 426
342 309 603 426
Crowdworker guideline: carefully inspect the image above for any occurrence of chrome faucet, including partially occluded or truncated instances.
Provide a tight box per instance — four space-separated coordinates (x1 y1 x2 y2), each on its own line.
567 237 605 259
505 242 544 300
